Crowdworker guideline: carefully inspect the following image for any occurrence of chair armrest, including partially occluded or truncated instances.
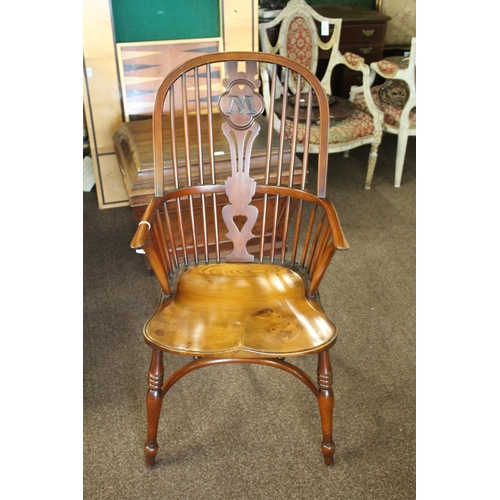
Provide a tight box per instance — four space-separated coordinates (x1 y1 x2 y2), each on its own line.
130 197 162 250
130 222 150 250
372 60 401 79
307 196 348 296
370 59 416 110
346 59 384 125
370 60 415 89
130 197 172 296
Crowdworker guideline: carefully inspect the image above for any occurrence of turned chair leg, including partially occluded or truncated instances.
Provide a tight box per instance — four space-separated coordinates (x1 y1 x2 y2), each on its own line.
365 143 380 189
317 350 335 466
145 348 164 469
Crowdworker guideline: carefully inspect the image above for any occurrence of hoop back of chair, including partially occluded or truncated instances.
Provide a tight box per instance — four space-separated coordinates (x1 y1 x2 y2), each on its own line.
132 51 348 307
151 52 330 199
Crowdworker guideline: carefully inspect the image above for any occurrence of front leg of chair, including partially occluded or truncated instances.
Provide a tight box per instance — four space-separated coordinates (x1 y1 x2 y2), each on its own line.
317 350 335 466
364 123 384 189
145 348 164 469
364 143 380 190
394 128 410 188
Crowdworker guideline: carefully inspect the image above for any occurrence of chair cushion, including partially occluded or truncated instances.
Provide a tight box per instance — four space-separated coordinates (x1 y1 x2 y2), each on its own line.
284 108 375 145
144 263 337 358
353 86 416 129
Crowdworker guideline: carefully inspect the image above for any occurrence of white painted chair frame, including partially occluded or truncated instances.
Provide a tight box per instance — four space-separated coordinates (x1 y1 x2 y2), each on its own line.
258 0 384 177
359 37 416 188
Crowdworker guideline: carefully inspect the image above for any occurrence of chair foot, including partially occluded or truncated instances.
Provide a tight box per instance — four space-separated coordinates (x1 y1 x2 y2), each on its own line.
145 442 159 469
145 348 164 470
365 147 379 189
321 440 335 466
394 130 409 188
317 350 335 466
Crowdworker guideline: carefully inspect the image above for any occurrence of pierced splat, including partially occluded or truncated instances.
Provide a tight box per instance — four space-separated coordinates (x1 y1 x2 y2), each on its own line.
217 61 265 262
222 173 258 262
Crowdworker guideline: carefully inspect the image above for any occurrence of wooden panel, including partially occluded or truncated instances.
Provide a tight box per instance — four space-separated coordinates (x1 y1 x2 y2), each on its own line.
96 154 129 207
83 0 126 209
83 0 123 153
84 0 257 210
222 0 258 51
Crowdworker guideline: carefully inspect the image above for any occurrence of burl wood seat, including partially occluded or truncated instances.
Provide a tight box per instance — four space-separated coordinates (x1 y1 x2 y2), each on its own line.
131 51 349 469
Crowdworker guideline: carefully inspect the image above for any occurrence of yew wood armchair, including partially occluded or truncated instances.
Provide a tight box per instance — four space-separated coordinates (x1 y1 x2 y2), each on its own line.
130 51 348 469
259 0 384 186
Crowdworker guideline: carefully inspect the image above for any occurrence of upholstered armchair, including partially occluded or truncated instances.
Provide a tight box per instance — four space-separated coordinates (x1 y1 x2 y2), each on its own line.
259 0 384 186
351 37 416 188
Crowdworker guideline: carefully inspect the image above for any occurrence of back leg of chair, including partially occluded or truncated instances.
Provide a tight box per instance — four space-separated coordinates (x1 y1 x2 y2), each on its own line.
145 348 165 469
394 129 410 188
317 349 335 465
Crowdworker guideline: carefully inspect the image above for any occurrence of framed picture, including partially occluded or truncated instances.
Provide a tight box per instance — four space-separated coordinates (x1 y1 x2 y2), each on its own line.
117 38 223 120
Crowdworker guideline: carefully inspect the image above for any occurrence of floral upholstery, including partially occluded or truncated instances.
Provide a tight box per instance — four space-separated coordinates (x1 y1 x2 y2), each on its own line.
284 108 375 145
353 85 416 129
375 60 400 78
286 15 314 69
280 15 377 146
344 52 365 70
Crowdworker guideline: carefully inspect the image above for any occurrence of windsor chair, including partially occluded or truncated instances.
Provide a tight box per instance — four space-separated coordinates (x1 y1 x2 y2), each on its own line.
130 51 349 469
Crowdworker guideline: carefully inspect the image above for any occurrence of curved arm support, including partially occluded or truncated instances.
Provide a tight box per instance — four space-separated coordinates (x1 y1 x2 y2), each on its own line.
131 197 162 249
369 38 416 117
371 61 414 91
307 197 348 296
348 62 384 132
131 197 172 295
342 52 365 71
370 37 416 109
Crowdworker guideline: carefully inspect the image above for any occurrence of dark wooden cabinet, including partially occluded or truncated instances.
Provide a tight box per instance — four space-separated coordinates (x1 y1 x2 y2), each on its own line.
260 4 391 98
